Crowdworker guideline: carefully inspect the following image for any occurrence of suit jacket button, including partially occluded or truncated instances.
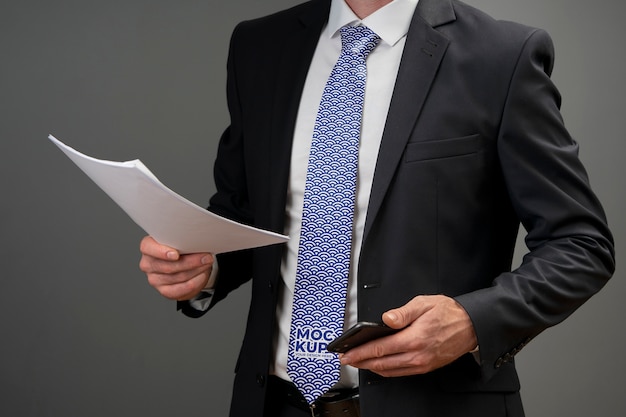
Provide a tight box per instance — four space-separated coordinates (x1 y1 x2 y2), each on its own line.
256 373 265 387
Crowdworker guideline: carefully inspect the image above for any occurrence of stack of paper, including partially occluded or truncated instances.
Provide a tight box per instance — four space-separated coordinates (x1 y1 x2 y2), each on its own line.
48 134 288 254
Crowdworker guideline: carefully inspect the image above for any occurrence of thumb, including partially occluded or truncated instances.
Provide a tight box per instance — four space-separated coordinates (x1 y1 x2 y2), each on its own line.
382 296 429 329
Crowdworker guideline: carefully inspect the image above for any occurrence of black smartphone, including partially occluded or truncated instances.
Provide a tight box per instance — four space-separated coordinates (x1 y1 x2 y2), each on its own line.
327 321 398 353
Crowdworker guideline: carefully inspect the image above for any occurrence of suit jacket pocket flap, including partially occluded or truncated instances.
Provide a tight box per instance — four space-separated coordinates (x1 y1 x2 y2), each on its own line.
405 134 481 163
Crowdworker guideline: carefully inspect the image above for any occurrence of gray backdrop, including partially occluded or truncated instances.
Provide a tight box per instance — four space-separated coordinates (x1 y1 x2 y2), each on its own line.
1 1 624 416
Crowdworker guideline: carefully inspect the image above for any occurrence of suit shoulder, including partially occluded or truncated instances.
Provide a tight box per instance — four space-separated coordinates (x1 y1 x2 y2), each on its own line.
450 0 553 52
233 0 329 39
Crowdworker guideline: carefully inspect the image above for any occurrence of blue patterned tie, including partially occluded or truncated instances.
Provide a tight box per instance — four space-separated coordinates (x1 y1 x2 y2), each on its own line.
287 25 380 405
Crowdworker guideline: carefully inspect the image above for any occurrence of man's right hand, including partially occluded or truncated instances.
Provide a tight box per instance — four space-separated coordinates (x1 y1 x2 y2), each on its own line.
139 236 214 301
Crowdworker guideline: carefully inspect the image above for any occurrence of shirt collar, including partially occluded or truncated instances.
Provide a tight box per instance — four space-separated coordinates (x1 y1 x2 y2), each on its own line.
326 0 419 47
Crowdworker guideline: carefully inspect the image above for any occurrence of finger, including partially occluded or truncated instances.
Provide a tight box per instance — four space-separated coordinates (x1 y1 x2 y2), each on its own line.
346 350 433 377
382 295 433 329
147 262 211 287
340 330 411 365
139 236 180 261
142 252 213 276
155 269 211 301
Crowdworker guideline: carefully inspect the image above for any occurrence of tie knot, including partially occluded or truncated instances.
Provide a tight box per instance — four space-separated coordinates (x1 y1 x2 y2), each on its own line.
340 25 380 57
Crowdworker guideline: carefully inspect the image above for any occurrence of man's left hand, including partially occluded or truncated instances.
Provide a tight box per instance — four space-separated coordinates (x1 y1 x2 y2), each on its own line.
339 295 478 377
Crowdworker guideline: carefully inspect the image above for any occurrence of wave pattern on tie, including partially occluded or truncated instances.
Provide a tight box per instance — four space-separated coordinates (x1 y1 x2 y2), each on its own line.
287 26 380 405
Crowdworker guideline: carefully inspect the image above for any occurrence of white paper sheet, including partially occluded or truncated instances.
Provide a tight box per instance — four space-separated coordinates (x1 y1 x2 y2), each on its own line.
48 134 288 254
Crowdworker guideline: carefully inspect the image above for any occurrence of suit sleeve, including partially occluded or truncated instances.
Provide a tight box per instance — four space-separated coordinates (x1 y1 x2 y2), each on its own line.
454 29 615 381
177 22 255 317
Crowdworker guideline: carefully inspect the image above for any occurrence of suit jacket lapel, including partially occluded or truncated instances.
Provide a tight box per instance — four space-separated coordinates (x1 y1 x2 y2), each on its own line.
267 0 330 231
363 0 455 241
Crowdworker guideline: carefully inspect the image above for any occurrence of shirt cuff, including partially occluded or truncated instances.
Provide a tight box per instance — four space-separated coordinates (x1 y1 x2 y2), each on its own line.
470 345 481 364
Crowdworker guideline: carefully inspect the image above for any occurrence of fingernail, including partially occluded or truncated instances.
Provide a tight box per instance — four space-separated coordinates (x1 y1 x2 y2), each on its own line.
386 312 397 322
166 251 178 260
201 255 212 265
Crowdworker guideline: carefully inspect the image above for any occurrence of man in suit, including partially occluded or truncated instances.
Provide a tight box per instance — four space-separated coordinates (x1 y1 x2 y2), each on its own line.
139 0 615 416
